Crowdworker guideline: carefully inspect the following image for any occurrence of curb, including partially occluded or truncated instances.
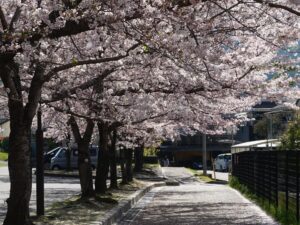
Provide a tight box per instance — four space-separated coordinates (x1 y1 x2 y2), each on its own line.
44 172 122 180
97 182 165 225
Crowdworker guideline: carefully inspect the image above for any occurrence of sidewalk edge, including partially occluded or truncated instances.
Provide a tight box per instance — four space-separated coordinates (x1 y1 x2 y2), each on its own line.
97 182 165 225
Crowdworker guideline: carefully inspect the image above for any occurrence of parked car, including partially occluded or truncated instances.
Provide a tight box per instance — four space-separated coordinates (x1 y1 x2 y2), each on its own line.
44 147 61 169
214 153 231 172
191 162 203 170
50 146 98 170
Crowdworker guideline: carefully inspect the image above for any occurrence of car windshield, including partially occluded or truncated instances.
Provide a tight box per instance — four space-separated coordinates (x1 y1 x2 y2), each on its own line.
57 149 66 158
225 155 231 160
218 155 224 160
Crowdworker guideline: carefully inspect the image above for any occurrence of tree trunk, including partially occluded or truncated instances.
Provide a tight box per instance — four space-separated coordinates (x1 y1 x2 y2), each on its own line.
4 125 32 225
95 122 110 193
120 148 127 184
69 116 94 197
125 149 133 182
1 60 44 225
134 145 144 172
65 133 71 171
77 143 94 197
66 148 71 171
109 129 118 189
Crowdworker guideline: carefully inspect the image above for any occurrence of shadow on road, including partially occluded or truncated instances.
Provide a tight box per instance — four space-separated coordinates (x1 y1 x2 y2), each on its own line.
126 202 274 225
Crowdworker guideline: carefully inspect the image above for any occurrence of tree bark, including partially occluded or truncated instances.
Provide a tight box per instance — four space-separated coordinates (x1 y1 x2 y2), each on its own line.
120 148 127 184
66 148 71 171
77 143 94 197
125 149 133 182
4 125 32 225
69 116 94 197
63 133 71 171
109 129 118 189
134 145 144 172
95 122 110 193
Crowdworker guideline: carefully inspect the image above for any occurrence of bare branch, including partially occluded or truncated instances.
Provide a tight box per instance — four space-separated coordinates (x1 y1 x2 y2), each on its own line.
70 35 84 58
253 0 300 16
237 66 256 81
209 1 242 21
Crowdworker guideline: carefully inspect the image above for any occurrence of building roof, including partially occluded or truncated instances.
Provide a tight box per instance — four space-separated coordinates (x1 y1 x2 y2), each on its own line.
160 144 230 152
231 139 279 153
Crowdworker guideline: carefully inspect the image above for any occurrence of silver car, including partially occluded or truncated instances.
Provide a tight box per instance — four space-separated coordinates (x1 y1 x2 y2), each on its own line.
50 146 98 170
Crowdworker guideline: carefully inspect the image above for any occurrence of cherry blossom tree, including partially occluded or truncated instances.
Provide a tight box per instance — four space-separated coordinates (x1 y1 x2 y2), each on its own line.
0 1 300 224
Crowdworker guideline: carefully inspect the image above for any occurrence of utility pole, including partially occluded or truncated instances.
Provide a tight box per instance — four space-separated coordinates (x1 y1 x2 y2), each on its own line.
202 133 207 176
36 105 44 216
268 114 273 149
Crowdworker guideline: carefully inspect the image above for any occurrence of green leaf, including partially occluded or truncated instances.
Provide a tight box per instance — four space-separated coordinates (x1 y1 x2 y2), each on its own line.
71 58 78 65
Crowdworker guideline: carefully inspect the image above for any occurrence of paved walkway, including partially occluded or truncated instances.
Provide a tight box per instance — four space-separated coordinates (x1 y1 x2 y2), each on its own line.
117 167 278 225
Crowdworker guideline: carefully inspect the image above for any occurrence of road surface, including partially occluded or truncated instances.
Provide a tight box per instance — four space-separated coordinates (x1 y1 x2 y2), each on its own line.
117 167 278 225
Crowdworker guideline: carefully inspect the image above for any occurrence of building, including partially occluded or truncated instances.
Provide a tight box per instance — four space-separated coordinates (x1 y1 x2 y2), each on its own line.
158 133 232 168
0 118 10 140
158 101 283 167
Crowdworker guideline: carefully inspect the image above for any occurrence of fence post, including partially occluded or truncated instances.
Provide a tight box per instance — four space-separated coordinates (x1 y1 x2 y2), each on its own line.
232 154 235 177
296 150 299 222
254 152 257 196
285 151 289 220
275 151 278 208
268 151 271 206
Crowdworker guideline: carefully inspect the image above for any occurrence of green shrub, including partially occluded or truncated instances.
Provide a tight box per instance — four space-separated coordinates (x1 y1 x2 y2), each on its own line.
280 115 300 150
144 147 158 156
0 152 8 161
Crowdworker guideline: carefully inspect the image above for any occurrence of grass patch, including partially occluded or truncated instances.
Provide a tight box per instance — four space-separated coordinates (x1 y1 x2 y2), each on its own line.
187 168 214 182
229 176 299 225
143 163 160 170
0 160 7 167
0 152 8 161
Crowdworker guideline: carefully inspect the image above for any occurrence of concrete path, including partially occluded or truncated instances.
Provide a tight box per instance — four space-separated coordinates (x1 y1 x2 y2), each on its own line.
207 170 229 182
117 167 278 225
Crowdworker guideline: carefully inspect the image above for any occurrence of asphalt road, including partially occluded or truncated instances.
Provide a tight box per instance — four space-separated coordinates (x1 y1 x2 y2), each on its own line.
0 166 81 223
116 167 278 225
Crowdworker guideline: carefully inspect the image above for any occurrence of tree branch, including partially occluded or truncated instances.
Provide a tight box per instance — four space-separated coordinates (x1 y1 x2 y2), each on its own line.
68 115 82 143
24 63 45 125
42 68 116 103
0 7 8 30
253 0 300 16
237 66 256 81
9 6 21 32
83 119 94 144
43 43 140 83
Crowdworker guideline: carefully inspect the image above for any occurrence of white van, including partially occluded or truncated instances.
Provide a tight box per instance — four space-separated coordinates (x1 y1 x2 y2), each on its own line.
214 153 231 172
50 146 98 170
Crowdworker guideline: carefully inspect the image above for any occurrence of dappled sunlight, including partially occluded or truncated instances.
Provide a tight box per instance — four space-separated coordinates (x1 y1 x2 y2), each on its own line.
118 168 278 225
